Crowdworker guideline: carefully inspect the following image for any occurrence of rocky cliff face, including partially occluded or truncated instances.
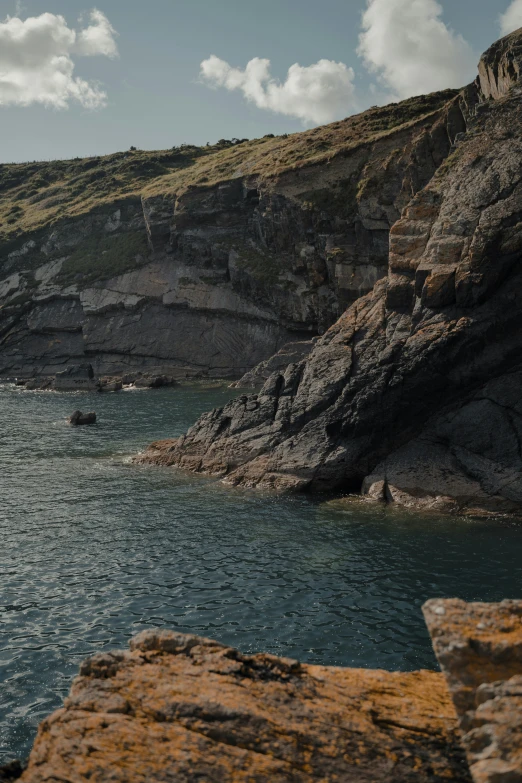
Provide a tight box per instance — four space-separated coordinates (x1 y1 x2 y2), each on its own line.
0 91 462 379
136 30 522 515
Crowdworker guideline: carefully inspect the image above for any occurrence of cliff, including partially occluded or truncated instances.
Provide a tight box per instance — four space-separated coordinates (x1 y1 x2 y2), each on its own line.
136 30 522 515
10 600 522 782
0 90 462 379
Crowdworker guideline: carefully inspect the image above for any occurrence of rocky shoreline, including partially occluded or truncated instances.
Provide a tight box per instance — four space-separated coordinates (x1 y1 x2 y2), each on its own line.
1 599 519 783
134 30 522 517
3 363 178 392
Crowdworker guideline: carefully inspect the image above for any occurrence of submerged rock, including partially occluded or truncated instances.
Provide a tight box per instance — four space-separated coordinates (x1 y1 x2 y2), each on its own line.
18 629 469 783
69 410 96 426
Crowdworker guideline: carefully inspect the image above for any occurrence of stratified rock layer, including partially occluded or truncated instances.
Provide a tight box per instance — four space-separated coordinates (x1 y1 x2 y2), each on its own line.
137 31 522 514
19 630 470 783
424 599 522 783
0 90 462 380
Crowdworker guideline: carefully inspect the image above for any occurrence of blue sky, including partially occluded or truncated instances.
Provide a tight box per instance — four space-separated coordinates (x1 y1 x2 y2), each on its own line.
0 0 517 163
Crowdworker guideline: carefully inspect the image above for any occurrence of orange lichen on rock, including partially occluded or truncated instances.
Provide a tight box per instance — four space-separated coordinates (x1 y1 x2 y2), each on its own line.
424 599 522 783
20 630 470 783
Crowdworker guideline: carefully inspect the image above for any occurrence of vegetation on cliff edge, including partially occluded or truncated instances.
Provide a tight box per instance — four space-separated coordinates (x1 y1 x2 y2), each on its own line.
0 90 458 247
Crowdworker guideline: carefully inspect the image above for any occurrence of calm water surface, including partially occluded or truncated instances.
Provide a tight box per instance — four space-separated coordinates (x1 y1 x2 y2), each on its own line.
1 383 522 762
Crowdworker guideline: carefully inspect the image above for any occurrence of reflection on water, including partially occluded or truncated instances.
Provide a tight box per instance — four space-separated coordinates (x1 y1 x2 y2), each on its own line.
1 383 521 761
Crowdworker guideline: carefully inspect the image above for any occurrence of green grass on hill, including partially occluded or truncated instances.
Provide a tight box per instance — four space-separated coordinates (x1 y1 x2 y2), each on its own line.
0 90 458 248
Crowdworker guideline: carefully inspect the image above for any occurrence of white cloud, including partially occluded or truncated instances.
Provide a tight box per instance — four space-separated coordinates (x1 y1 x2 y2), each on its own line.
0 8 118 110
199 55 356 125
358 0 476 100
75 9 118 58
499 0 522 36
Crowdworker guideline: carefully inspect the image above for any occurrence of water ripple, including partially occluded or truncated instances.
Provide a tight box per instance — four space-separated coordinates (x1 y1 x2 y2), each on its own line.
1 383 522 762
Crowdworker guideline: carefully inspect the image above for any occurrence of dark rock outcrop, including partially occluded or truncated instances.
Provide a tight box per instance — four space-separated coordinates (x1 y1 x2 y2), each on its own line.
136 31 522 515
99 378 123 392
18 629 470 783
0 761 24 782
133 375 176 389
69 410 96 426
424 599 522 783
231 338 317 389
54 364 98 391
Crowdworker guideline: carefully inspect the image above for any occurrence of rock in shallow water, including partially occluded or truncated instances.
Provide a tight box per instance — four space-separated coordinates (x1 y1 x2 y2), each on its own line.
69 410 97 426
54 364 99 392
18 629 470 783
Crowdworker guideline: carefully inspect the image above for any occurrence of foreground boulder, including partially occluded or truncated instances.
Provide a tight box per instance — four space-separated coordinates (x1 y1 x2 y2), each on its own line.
18 630 469 783
424 599 522 783
69 410 96 426
136 30 522 515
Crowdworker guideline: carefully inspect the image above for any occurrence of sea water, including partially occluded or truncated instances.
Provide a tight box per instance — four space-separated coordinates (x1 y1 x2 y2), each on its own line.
1 383 522 762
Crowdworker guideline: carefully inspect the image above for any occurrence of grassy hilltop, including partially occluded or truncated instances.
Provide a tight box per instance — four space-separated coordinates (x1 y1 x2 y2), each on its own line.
0 90 457 246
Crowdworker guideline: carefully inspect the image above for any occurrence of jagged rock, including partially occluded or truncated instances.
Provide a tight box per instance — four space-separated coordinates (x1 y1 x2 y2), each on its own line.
423 599 522 783
99 378 123 392
18 630 470 783
478 27 522 100
69 410 96 426
54 364 99 392
137 32 522 515
231 339 317 389
24 378 52 391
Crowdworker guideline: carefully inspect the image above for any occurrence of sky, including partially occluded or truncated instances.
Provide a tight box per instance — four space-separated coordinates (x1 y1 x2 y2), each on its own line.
0 0 520 163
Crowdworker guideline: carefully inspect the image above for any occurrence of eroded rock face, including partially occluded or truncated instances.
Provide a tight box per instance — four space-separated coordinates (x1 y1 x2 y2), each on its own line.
19 629 470 783
137 33 522 514
478 27 522 100
231 338 317 389
0 91 462 380
423 599 522 783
